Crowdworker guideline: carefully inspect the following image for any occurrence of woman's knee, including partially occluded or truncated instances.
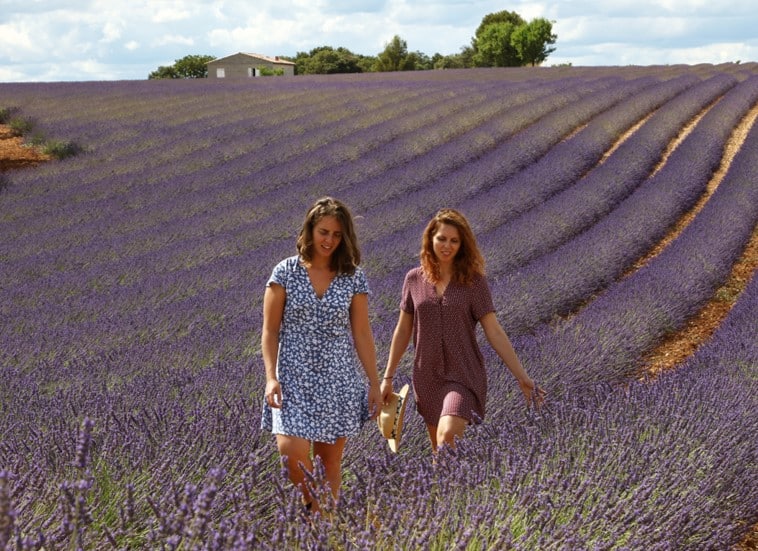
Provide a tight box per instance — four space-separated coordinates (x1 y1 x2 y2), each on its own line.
276 436 312 469
436 416 467 447
312 438 347 470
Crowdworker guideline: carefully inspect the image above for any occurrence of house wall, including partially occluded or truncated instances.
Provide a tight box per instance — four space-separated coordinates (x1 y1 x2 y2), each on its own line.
207 53 295 78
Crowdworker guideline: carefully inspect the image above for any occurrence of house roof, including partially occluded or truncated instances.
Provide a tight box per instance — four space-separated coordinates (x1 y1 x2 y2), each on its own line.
207 52 295 66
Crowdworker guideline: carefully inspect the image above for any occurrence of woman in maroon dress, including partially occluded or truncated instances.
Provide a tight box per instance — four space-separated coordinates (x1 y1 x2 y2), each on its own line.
381 208 545 451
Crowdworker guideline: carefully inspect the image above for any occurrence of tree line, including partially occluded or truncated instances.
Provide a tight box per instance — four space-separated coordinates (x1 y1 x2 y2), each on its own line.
148 10 557 79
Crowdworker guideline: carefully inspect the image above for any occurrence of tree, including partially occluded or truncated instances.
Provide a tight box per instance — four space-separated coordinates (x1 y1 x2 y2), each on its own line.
290 46 373 74
298 47 364 74
148 65 179 79
511 18 557 66
434 51 467 69
473 21 522 67
374 35 416 72
474 10 525 37
411 51 433 71
148 54 215 79
472 10 525 67
471 10 558 68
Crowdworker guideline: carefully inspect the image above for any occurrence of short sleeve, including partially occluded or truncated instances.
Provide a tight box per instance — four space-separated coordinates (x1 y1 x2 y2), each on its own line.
472 275 495 321
353 267 370 295
267 257 294 289
400 271 415 314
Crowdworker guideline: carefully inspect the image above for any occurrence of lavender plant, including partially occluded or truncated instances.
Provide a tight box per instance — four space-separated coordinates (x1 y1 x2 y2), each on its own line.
1 63 756 548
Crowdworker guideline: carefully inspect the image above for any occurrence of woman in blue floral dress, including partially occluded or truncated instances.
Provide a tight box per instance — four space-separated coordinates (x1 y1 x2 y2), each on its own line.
261 197 381 511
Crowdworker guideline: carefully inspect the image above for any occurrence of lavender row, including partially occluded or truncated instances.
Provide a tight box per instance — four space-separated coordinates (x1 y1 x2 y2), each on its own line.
0 75 748 373
2 237 755 549
0 79 491 242
0 77 607 303
0 73 750 374
1 77 569 263
1 66 757 548
476 72 740 276
0 76 654 370
0 77 559 318
525 89 758 387
142 75 608 246
356 75 665 275
461 73 700 231
490 74 758 336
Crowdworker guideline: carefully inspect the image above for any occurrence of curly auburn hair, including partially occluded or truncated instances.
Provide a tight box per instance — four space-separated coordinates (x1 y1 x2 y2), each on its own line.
296 197 360 274
420 208 485 285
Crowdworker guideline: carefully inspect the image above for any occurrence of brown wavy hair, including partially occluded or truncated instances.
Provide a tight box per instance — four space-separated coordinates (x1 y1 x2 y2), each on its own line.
297 197 360 274
420 208 485 285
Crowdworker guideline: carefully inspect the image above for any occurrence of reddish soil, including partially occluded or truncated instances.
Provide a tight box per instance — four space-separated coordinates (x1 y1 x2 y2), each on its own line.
0 124 51 171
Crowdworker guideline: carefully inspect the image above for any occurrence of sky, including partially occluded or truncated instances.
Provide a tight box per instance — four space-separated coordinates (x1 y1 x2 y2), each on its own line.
1 0 756 82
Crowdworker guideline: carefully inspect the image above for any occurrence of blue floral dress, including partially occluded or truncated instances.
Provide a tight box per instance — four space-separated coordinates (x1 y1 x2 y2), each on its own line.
261 256 371 443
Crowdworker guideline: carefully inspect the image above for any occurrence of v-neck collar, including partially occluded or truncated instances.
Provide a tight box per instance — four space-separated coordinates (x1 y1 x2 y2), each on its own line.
301 260 336 301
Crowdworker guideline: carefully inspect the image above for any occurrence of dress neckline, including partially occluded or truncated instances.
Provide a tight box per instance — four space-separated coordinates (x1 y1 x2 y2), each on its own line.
302 260 336 300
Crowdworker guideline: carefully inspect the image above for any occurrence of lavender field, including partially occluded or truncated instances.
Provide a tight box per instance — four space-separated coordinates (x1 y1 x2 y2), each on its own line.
1 64 757 549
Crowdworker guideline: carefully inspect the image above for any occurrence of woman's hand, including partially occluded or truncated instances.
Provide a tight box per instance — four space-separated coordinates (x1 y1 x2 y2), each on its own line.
265 379 282 408
368 381 382 420
379 378 394 405
519 377 546 409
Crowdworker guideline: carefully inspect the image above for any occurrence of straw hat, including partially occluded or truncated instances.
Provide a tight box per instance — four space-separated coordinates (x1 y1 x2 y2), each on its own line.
377 384 410 452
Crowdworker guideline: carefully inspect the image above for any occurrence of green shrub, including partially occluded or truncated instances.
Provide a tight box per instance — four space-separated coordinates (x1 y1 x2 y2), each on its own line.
43 139 83 160
0 107 13 124
8 116 33 136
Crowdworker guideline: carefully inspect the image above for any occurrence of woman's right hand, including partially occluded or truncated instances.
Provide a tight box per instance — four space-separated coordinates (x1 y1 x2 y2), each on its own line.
265 379 282 408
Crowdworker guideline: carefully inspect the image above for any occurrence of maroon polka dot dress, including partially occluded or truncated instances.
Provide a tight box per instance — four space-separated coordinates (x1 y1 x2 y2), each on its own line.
400 267 495 425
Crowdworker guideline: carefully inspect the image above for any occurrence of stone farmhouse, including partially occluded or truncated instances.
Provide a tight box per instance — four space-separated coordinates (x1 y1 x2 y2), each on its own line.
207 53 296 78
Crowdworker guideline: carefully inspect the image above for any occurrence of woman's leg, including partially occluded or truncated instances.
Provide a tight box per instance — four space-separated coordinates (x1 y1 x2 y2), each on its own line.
276 435 314 504
426 424 439 452
436 414 468 449
426 416 469 452
312 437 347 502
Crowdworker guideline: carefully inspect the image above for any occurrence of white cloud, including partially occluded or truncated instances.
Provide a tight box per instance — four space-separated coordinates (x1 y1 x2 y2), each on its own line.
101 21 123 43
152 34 195 47
0 23 41 62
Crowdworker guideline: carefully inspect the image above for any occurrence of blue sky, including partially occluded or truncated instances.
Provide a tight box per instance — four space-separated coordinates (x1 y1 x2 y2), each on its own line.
1 0 756 82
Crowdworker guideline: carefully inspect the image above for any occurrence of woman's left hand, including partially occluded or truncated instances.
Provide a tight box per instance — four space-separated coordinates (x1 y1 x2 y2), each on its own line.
367 383 382 420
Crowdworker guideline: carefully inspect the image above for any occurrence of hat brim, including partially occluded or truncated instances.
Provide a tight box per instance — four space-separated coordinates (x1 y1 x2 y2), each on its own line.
378 384 409 453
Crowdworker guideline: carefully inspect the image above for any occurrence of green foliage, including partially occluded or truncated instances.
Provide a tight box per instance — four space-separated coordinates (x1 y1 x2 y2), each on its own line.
256 66 285 76
411 51 433 71
374 35 417 72
472 10 558 67
291 46 376 75
142 9 558 77
511 18 557 66
148 54 216 79
8 116 33 136
295 46 365 74
43 139 83 159
474 9 526 37
0 106 15 124
148 65 179 79
473 21 522 67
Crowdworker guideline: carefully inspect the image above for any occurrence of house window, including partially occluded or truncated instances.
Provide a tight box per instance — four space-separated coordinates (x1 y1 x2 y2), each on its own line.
216 68 225 78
